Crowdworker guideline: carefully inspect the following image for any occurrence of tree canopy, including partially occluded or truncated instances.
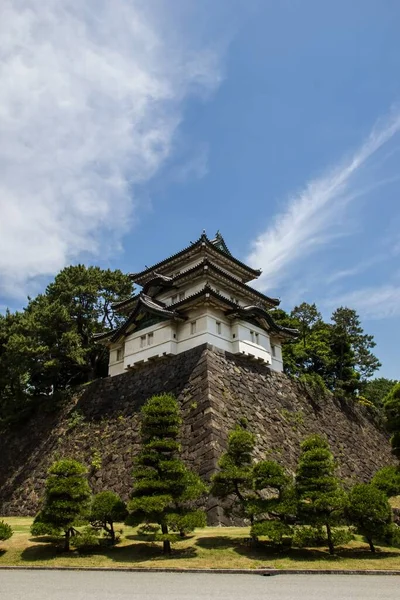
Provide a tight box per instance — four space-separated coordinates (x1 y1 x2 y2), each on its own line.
128 394 206 554
272 303 381 397
0 265 133 424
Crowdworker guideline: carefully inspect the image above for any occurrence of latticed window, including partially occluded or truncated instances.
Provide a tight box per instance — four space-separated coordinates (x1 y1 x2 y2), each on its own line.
116 347 124 361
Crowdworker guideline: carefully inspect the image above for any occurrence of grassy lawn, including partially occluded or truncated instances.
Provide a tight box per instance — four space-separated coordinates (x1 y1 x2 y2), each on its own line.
1 517 400 571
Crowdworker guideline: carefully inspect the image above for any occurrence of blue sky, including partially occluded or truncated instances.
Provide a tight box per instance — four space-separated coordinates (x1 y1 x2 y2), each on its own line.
1 1 400 378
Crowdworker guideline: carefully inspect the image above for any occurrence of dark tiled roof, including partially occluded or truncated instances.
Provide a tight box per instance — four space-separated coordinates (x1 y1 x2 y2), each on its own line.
129 233 261 282
226 305 299 339
110 293 184 343
173 259 279 307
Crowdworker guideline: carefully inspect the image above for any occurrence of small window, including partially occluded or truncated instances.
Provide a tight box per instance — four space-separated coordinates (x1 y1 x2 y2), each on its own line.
147 332 154 346
232 333 236 339
178 291 185 301
171 294 177 303
250 330 255 343
271 343 276 357
190 321 197 335
140 335 146 348
255 332 259 344
116 347 124 361
216 321 221 335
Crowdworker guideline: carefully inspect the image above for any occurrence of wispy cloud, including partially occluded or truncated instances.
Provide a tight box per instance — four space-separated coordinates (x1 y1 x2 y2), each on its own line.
247 109 400 291
328 285 400 320
0 0 225 299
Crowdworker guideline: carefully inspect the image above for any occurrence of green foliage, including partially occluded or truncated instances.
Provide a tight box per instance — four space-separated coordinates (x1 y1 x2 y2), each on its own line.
362 378 398 408
0 520 13 541
128 394 206 553
346 484 392 552
0 266 133 424
212 425 294 541
271 304 380 397
384 383 400 459
31 459 92 551
371 466 400 498
299 372 327 400
67 410 85 430
70 526 100 552
90 449 102 471
295 435 348 555
251 520 293 548
292 525 354 548
211 426 257 521
90 491 127 544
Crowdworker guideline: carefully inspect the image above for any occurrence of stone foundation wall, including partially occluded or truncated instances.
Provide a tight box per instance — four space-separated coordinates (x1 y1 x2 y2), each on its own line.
0 344 394 524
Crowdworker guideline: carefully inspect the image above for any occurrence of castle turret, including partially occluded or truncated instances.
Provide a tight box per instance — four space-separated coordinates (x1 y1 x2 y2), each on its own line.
95 232 298 376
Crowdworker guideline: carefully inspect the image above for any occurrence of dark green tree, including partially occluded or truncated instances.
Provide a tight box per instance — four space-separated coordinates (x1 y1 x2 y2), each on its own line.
371 466 400 498
331 307 381 382
295 435 347 555
362 378 398 408
211 426 258 523
346 483 392 552
250 461 295 546
128 394 206 554
291 303 322 348
90 491 128 544
0 266 133 423
384 383 400 460
211 425 294 544
0 520 13 542
31 459 92 551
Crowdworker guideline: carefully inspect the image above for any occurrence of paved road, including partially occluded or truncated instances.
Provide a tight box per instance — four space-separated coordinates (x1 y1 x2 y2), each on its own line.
0 571 399 600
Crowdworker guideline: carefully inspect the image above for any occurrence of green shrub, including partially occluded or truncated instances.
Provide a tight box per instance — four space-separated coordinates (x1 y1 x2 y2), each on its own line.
251 521 293 548
299 373 327 399
293 526 354 548
0 520 13 541
70 527 99 552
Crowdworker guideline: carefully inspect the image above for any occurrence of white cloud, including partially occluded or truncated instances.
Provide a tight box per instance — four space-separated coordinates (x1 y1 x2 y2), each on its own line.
328 285 400 320
247 109 400 291
0 0 224 298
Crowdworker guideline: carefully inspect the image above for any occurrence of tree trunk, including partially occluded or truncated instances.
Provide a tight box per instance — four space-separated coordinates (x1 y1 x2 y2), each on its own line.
109 521 115 545
326 523 334 555
161 523 171 554
367 536 376 553
64 528 70 552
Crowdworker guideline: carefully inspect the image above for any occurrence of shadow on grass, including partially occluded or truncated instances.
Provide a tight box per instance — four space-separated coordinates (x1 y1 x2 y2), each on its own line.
105 542 198 563
195 536 241 550
21 544 61 562
0 549 6 558
232 542 400 563
20 540 198 563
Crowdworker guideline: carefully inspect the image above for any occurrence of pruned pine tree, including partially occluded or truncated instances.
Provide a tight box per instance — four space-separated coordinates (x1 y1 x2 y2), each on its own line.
90 491 128 544
0 520 13 542
31 459 91 551
295 435 347 555
384 383 400 460
346 484 392 552
211 426 257 523
211 425 294 546
250 461 296 546
128 394 206 554
371 466 400 498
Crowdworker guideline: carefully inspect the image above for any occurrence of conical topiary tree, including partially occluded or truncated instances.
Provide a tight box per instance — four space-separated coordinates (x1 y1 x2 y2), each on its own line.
295 435 347 555
128 394 206 554
31 459 92 551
